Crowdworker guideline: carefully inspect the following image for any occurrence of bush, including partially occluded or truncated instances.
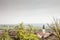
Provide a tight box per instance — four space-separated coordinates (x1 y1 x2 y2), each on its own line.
48 18 60 40
15 23 39 40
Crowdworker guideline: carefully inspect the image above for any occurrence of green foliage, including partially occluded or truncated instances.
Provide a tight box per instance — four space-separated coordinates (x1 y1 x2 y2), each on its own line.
16 23 39 40
0 23 39 40
0 29 11 40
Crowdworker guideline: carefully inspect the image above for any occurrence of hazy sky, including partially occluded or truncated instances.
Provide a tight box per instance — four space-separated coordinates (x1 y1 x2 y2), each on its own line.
0 0 60 24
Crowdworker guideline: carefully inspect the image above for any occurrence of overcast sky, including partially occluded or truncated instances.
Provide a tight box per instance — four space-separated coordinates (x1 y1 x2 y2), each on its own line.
0 0 60 24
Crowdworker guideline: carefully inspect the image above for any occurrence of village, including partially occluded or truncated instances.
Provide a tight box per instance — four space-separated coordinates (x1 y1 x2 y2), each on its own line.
0 0 60 40
0 20 60 40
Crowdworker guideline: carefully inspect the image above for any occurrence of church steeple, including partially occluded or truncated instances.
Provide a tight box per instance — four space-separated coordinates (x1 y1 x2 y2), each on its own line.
42 25 45 40
43 25 45 29
42 25 45 34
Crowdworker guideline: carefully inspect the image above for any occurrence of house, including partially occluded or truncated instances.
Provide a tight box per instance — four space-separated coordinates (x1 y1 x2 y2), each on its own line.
0 29 5 35
8 29 17 37
37 32 58 40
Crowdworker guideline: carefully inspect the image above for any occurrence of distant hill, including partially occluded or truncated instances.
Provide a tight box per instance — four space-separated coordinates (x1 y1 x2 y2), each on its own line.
0 23 47 29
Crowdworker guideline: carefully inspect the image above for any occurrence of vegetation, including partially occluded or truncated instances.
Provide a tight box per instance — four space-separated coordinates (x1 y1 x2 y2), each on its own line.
15 23 38 40
0 23 39 40
0 29 11 40
47 18 60 40
0 18 60 40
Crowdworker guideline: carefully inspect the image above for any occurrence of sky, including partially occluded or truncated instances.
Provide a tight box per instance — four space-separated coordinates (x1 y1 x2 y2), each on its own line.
0 0 60 24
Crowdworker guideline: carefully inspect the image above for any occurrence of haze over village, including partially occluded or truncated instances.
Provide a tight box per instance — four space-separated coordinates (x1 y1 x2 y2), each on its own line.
0 0 60 40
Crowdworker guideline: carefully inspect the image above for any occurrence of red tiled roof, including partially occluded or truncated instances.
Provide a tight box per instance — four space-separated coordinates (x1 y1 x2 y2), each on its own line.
37 32 51 38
